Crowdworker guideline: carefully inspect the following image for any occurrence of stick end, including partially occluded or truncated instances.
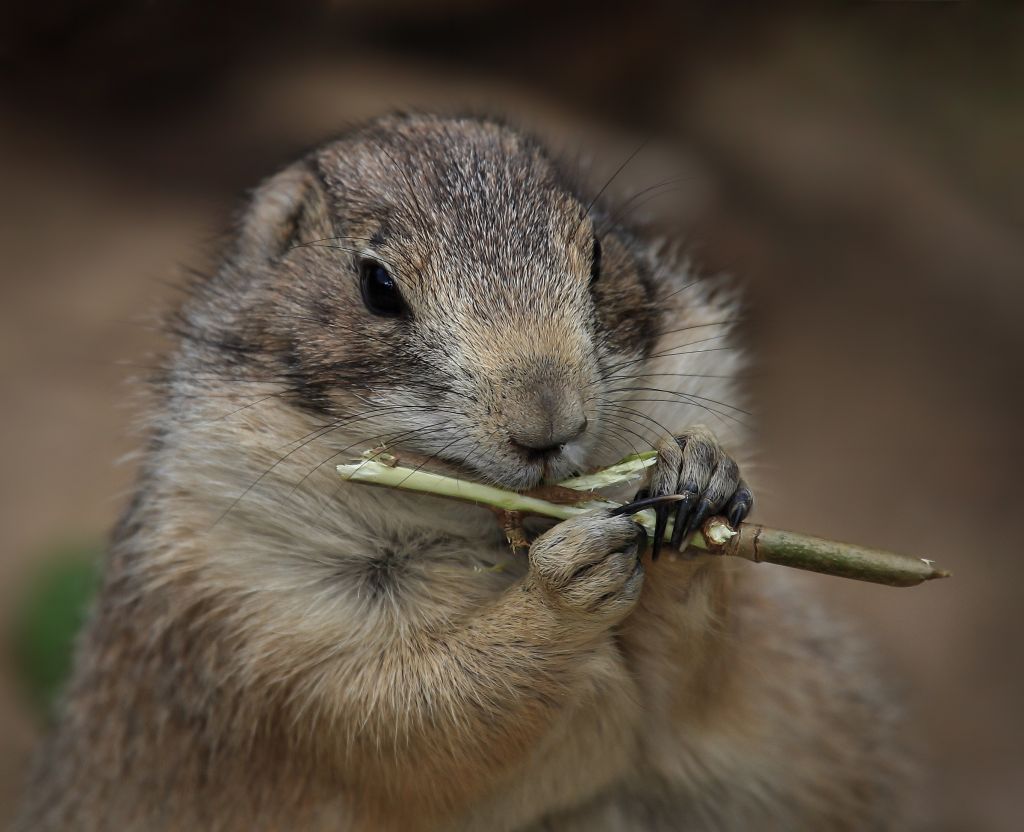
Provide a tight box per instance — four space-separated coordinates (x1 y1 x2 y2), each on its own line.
919 557 952 581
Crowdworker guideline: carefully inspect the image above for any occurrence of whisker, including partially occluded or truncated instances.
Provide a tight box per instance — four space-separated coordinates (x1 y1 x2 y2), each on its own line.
592 411 653 456
592 327 738 388
597 402 677 442
597 173 698 237
603 394 750 431
277 404 460 452
603 371 744 383
392 432 470 488
601 386 752 417
657 318 742 341
595 422 645 462
575 137 649 238
600 413 660 448
611 332 731 367
659 278 702 306
601 344 735 379
213 405 451 527
206 393 283 422
289 421 457 497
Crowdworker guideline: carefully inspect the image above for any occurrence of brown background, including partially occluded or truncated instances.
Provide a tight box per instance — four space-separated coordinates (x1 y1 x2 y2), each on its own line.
2 2 1022 829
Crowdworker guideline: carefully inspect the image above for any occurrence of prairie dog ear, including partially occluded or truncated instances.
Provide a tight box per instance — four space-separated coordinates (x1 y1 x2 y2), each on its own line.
237 162 331 262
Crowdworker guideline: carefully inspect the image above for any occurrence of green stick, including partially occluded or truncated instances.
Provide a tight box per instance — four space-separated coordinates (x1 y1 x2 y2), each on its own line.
336 452 949 588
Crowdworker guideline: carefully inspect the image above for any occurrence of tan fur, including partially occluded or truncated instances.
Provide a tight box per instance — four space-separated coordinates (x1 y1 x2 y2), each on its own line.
17 114 910 831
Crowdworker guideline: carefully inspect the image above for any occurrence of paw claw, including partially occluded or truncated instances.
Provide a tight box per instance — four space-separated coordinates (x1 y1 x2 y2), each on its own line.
669 491 698 548
646 429 752 553
724 482 754 528
653 506 670 560
634 524 649 561
686 496 716 541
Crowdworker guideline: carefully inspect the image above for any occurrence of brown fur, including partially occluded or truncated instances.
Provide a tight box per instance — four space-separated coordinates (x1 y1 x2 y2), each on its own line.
16 114 910 831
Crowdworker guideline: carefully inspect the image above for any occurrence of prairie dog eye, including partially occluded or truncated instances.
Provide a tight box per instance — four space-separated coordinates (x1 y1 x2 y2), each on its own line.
590 236 602 285
360 259 406 317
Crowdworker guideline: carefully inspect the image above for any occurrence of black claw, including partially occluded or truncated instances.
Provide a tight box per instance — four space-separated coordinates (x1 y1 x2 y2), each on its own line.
724 485 754 529
669 491 698 549
634 523 649 561
632 487 650 503
608 495 685 561
652 505 669 560
609 494 686 517
682 496 716 542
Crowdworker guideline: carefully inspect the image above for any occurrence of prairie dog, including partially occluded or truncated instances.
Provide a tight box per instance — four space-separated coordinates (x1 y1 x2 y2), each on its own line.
17 114 908 831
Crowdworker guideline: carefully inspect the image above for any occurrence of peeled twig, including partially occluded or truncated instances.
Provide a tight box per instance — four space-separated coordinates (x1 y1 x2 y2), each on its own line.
336 451 950 588
695 521 949 587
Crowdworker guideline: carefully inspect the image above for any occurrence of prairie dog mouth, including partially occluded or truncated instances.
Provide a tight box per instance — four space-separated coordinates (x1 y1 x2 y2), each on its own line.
509 446 583 490
510 440 566 467
376 438 584 492
446 449 572 491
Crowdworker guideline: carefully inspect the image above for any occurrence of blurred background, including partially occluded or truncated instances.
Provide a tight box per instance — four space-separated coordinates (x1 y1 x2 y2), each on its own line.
1 1 1022 828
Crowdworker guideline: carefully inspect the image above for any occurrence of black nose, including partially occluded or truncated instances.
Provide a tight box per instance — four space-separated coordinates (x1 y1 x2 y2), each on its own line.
503 374 588 458
510 416 588 457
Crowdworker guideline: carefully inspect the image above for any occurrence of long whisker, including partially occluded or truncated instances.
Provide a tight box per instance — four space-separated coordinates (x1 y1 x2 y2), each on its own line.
592 326 738 388
599 412 661 448
592 409 656 454
392 432 470 488
600 386 752 417
206 393 284 422
289 421 457 497
597 173 698 237
213 405 451 526
613 332 731 367
594 421 645 462
575 137 649 238
659 278 702 306
602 393 750 431
596 401 677 442
604 371 744 382
601 343 735 378
656 318 742 341
307 424 465 521
275 402 460 451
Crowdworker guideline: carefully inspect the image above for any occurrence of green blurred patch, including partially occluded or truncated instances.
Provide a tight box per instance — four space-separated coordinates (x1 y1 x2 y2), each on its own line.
11 542 102 718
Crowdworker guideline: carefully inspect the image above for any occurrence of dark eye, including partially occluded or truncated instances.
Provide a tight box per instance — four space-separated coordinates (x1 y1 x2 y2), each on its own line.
360 260 406 317
590 236 602 285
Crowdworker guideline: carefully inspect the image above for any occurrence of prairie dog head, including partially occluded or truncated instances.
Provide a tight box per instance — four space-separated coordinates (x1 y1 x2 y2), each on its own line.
185 114 664 492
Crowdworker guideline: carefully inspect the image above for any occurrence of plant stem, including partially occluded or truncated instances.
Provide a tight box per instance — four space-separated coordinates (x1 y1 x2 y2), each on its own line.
336 453 950 588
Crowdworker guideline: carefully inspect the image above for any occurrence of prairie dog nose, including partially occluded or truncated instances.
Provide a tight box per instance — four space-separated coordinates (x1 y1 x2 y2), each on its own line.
506 385 588 454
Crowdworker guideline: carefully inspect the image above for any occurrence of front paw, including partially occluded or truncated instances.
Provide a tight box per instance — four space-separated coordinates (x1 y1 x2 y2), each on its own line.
641 427 753 557
527 511 646 626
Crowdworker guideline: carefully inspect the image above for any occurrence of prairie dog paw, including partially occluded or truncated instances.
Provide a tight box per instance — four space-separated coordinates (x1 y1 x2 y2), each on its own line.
528 512 646 623
642 427 753 557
